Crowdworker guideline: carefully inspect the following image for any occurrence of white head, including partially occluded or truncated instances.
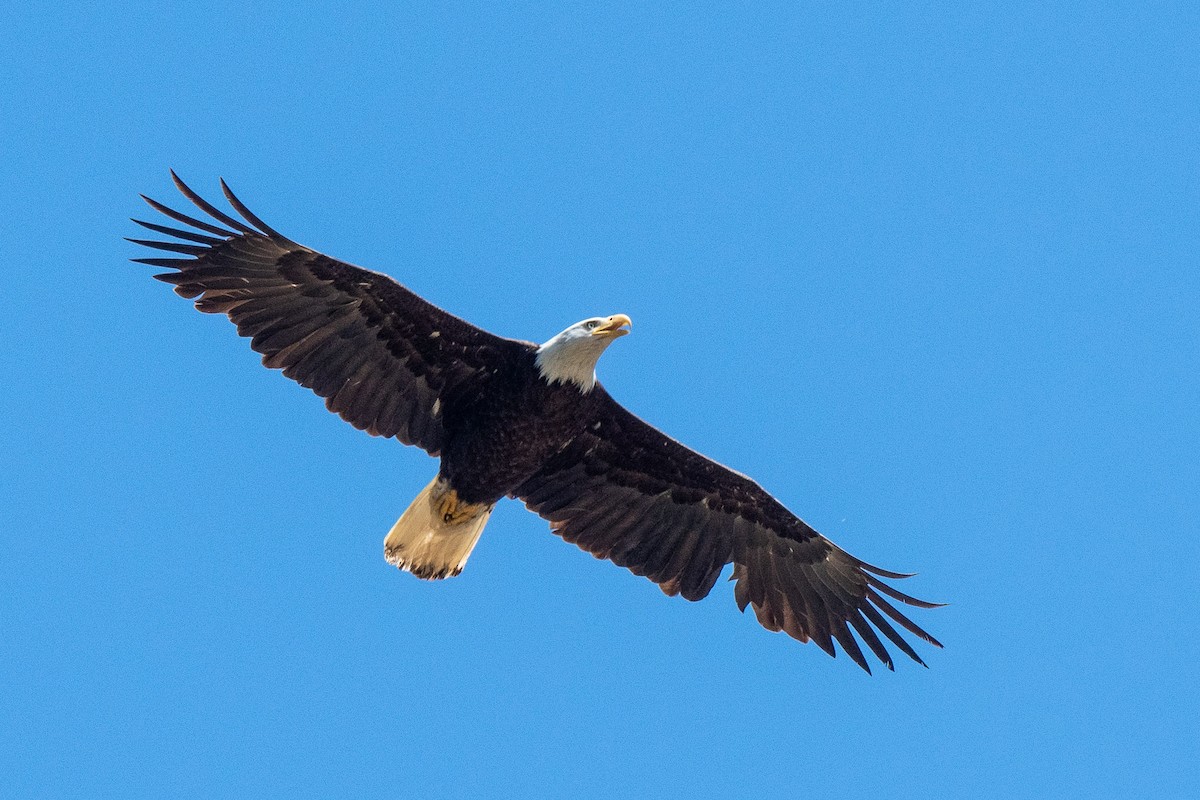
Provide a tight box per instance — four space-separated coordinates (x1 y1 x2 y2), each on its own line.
535 314 632 391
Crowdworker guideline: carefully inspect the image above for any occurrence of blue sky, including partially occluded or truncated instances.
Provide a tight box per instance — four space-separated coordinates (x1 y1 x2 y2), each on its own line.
3 2 1197 797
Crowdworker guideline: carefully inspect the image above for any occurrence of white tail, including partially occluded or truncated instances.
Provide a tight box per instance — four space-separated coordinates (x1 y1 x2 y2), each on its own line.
383 477 493 580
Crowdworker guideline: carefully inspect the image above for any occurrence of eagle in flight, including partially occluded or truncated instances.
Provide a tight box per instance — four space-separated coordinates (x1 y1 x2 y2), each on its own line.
130 173 943 672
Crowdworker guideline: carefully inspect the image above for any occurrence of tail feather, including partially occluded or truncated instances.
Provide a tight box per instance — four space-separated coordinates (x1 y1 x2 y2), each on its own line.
384 477 493 579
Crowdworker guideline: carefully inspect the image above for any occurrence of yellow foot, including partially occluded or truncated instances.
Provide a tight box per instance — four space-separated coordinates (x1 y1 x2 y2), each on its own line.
432 480 488 525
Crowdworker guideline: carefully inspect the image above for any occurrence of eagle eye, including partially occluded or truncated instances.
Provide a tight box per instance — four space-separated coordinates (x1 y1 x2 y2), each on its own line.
585 321 598 330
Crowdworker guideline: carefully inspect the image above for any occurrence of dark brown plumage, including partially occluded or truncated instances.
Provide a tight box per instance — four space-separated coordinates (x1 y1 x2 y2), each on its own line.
131 172 943 672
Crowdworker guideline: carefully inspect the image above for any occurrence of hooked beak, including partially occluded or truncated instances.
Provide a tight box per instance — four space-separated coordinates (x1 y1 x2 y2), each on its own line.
591 314 632 338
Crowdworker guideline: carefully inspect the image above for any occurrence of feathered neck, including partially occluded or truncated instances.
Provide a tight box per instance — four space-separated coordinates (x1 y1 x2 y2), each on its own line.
535 332 609 392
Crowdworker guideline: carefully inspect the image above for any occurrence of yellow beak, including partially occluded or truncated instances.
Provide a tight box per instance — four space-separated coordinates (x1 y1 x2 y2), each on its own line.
591 314 632 338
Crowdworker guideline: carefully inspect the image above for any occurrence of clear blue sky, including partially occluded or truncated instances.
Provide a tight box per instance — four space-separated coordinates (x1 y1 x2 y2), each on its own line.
2 3 1197 798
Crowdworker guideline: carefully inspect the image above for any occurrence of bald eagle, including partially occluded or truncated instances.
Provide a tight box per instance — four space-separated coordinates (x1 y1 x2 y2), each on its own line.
130 173 942 672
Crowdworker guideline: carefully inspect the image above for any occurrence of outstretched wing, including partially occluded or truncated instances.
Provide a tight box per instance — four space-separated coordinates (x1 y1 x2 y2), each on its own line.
130 172 531 455
515 389 943 673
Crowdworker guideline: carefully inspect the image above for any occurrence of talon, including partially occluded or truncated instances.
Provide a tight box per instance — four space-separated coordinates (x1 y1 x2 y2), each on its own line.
436 489 459 523
433 484 472 525
428 479 489 525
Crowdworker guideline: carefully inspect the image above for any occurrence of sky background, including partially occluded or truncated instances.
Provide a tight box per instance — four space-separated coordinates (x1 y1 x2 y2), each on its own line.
2 2 1198 798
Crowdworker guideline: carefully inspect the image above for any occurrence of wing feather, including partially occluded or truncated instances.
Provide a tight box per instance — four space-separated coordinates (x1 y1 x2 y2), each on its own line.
131 218 227 246
132 174 531 455
848 608 895 671
655 514 708 597
682 516 737 602
860 602 926 666
139 193 234 236
170 169 258 235
627 502 699 581
515 389 942 671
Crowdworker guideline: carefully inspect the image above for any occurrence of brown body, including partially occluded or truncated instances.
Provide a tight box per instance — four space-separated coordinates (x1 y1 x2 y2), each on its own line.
437 350 605 505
